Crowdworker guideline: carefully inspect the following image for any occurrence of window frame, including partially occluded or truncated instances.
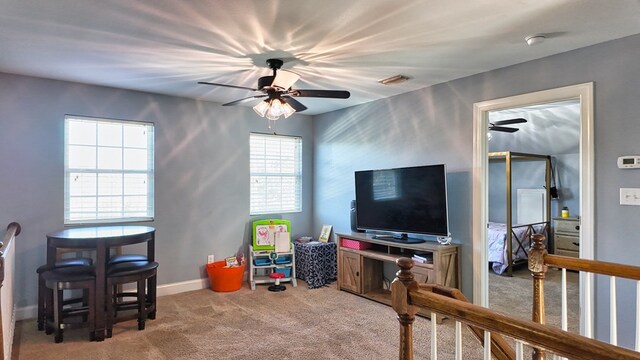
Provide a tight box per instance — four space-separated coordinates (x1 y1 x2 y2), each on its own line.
64 115 155 225
249 132 302 215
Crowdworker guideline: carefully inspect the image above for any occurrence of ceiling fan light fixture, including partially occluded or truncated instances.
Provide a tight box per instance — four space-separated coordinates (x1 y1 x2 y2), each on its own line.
201 58 347 124
379 74 410 85
254 98 296 121
253 100 270 117
266 99 284 120
282 101 296 118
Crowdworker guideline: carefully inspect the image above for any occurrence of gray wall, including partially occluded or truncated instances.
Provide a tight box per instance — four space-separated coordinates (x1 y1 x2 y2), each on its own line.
313 34 640 347
555 153 580 217
0 73 314 310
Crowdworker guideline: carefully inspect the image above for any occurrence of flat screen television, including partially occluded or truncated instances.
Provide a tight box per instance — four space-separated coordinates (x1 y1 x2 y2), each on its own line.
354 164 449 240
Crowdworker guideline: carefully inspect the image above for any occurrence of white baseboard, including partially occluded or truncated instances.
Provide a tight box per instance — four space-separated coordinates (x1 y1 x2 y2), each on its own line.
16 305 37 321
156 278 209 296
17 277 213 321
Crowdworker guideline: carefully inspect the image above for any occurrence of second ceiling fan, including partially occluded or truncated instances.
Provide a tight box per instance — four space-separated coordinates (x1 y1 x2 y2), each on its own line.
198 58 350 119
489 118 527 133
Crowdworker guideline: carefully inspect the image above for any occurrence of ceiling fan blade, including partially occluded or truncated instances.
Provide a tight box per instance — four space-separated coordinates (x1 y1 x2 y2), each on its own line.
290 89 351 99
489 126 519 133
198 81 257 92
281 96 308 112
493 118 527 126
222 95 267 106
272 70 300 90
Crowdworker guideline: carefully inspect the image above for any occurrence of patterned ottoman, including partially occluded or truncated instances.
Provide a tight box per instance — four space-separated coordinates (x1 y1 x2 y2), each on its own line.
293 241 337 289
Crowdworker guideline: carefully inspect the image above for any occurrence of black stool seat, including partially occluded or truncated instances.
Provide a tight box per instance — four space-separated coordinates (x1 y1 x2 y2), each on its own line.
37 258 93 274
42 266 95 287
41 266 96 343
108 254 148 265
108 260 158 277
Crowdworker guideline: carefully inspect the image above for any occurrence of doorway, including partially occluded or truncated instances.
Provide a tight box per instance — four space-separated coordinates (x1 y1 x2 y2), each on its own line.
472 83 594 336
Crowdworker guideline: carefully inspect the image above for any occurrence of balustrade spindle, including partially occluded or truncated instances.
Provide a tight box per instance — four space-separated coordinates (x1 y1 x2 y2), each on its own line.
610 276 617 345
636 281 640 351
455 321 462 360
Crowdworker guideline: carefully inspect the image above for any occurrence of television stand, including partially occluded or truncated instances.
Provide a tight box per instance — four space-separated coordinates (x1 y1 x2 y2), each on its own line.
337 232 459 322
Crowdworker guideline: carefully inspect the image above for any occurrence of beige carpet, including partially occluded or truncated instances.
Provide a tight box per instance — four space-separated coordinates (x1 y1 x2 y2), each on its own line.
13 272 577 360
489 267 580 334
14 281 494 360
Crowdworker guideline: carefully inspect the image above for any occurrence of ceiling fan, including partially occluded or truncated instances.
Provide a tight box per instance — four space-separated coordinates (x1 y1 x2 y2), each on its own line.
198 58 350 119
488 118 528 133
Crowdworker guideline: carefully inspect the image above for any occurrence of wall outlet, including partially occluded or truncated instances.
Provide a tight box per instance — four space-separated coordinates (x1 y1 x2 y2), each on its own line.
207 254 215 264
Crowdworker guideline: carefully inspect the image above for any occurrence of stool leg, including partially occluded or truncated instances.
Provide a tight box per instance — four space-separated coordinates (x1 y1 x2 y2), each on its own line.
37 275 45 331
45 286 54 335
147 275 157 320
88 281 96 341
53 287 64 343
105 281 113 338
137 279 146 330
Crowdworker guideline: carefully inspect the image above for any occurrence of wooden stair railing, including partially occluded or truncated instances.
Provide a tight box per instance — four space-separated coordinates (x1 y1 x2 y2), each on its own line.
529 233 640 357
392 257 640 360
1 222 20 360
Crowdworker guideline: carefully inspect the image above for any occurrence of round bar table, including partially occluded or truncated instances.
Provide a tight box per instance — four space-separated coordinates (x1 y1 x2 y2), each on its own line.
46 225 155 341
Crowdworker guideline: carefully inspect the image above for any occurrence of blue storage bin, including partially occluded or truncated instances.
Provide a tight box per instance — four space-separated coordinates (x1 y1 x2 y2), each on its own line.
253 258 271 266
274 255 292 265
275 267 291 277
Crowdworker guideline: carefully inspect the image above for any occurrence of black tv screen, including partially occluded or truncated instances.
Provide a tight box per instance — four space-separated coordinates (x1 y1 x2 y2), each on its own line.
355 164 449 237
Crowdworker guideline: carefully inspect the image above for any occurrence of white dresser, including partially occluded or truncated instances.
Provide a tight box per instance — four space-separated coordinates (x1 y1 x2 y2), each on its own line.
552 217 580 258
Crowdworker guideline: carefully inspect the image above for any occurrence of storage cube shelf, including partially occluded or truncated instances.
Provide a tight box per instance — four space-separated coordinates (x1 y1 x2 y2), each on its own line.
248 245 297 290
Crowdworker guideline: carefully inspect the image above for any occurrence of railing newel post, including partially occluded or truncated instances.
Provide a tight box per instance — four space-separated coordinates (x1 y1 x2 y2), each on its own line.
392 258 420 360
529 233 548 360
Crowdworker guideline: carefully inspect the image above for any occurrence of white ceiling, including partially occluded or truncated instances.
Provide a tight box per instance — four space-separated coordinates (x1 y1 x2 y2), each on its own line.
1 0 640 115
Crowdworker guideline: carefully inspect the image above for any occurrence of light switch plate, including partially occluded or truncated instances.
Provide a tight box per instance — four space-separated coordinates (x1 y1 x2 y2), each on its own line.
620 188 640 205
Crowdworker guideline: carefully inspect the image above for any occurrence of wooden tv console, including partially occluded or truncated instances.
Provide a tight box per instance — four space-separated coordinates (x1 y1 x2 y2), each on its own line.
336 232 459 320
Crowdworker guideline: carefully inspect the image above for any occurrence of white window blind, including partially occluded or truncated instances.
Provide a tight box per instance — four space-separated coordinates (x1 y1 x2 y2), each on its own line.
250 133 302 215
64 116 154 224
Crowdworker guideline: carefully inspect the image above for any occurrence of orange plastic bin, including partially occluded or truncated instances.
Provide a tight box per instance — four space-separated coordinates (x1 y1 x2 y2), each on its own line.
206 261 245 292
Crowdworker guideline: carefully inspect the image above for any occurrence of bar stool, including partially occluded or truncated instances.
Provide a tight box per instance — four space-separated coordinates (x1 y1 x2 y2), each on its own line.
36 258 93 331
108 253 148 313
105 260 159 338
108 253 155 320
41 266 96 343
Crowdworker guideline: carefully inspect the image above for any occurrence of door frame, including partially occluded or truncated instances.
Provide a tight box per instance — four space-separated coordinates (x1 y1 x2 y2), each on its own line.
472 82 594 335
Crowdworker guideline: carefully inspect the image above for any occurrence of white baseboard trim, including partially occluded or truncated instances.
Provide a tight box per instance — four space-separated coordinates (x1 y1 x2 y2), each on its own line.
156 278 209 297
16 305 37 321
17 277 212 321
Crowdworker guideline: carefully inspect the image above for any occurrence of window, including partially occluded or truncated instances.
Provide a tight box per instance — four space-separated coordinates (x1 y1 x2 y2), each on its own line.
250 133 302 215
64 116 154 224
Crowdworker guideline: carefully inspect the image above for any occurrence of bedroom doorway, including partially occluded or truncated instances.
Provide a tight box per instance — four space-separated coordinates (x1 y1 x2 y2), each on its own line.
472 83 594 336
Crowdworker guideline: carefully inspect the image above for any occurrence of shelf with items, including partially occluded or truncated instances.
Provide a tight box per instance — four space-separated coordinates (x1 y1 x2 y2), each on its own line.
337 232 459 321
249 219 297 290
248 245 297 290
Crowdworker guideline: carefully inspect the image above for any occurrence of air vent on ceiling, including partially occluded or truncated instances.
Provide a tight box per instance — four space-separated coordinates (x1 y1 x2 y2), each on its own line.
378 74 410 85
